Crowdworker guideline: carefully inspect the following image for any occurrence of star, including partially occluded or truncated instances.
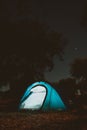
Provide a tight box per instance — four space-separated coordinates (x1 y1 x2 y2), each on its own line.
74 48 78 51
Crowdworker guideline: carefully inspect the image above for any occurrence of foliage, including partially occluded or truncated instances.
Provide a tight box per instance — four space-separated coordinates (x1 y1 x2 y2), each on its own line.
80 1 87 29
70 58 87 107
16 0 32 16
58 78 76 97
0 0 32 20
0 20 67 95
52 78 76 106
70 58 87 80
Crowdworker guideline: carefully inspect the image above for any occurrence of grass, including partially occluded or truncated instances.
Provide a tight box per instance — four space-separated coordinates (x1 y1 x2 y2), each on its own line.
0 111 87 130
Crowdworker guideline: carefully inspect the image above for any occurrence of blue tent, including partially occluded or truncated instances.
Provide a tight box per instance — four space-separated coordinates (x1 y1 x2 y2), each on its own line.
19 81 66 111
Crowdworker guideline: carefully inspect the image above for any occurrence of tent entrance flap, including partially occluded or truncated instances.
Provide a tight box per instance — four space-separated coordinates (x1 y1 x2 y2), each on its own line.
20 86 46 110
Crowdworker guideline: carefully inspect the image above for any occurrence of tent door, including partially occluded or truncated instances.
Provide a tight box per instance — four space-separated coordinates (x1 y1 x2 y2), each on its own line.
22 86 46 110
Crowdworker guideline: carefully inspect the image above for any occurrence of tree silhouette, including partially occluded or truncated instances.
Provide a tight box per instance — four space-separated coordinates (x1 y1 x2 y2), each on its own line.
58 78 76 99
52 78 76 109
0 0 32 20
70 58 87 80
16 0 32 17
0 20 67 97
70 58 87 109
0 0 67 110
81 1 87 29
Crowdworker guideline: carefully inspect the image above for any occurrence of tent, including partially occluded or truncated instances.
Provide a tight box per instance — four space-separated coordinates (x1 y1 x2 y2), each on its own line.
19 81 66 111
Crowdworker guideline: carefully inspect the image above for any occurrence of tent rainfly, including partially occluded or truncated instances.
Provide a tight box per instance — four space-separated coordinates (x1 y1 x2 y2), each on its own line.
19 81 66 111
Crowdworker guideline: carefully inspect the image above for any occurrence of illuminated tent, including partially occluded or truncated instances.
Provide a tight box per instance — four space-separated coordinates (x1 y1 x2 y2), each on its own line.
19 81 66 111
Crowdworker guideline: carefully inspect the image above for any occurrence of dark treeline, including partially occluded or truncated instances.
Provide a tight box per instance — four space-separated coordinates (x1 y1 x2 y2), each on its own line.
52 58 87 110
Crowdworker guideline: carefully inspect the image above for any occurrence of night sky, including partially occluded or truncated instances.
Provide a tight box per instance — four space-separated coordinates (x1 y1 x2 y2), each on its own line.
30 0 87 82
1 0 87 82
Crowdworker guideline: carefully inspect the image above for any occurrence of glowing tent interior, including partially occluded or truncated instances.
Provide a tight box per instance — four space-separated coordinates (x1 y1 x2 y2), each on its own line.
19 81 66 111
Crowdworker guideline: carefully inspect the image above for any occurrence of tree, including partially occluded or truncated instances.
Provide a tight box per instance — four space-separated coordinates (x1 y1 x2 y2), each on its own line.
0 19 67 97
0 0 32 21
16 0 32 17
70 58 87 80
70 58 87 109
80 1 87 29
58 78 76 98
53 78 76 108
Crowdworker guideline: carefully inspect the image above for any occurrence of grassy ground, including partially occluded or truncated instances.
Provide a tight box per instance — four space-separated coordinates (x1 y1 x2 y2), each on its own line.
0 111 87 130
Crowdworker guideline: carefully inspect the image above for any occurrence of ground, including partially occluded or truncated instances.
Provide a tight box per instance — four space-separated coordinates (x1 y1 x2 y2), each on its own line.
0 111 87 130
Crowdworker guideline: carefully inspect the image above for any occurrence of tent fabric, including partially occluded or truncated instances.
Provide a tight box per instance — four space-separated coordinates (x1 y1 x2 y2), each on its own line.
19 81 66 111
